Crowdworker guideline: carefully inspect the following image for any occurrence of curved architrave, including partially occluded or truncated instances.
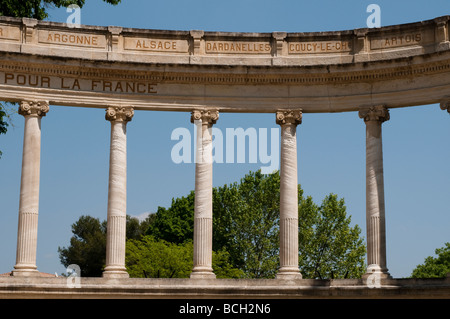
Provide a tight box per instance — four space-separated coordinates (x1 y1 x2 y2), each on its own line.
0 15 449 112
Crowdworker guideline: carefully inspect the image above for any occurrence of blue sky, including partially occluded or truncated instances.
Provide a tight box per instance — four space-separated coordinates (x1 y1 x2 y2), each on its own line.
0 0 449 278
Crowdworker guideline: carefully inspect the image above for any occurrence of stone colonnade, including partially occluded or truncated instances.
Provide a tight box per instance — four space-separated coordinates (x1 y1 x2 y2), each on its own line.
11 101 449 279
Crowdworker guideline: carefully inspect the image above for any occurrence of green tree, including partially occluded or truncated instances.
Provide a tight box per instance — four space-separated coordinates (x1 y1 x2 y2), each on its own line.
299 194 366 279
146 191 195 244
126 214 154 240
126 236 193 278
0 0 121 20
146 171 281 278
59 171 366 279
125 236 243 279
411 243 450 278
58 215 107 277
212 248 245 279
147 170 366 279
213 170 281 278
58 214 150 276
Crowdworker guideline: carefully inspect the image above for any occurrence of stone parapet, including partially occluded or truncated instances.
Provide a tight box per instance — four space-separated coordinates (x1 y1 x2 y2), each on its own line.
0 276 449 299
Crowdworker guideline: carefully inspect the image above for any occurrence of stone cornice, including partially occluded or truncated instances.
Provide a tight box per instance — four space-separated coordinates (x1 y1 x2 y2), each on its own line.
359 105 390 123
0 15 449 67
276 110 302 125
105 107 134 122
18 101 49 117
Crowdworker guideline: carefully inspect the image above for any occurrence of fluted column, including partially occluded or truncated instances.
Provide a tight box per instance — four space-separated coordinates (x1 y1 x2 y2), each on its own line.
359 105 391 279
103 107 133 278
276 109 302 279
12 101 49 276
190 109 218 279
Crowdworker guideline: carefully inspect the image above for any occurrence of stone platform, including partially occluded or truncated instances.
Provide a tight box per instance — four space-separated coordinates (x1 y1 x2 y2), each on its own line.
0 276 449 299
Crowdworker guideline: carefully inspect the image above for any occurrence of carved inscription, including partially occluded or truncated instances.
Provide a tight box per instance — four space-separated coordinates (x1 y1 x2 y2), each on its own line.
124 37 189 53
0 24 20 41
370 31 430 50
205 41 271 54
288 41 352 54
1 72 157 94
38 30 107 48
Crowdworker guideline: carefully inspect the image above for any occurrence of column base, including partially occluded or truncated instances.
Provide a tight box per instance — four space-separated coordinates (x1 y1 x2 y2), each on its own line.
102 266 129 279
362 264 392 278
362 264 392 288
102 271 129 279
11 266 39 277
190 267 216 279
276 267 302 280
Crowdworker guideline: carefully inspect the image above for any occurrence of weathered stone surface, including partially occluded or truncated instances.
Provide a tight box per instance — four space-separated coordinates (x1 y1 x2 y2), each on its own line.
12 101 49 277
276 110 302 280
0 16 450 113
0 276 449 299
190 109 218 279
103 107 133 279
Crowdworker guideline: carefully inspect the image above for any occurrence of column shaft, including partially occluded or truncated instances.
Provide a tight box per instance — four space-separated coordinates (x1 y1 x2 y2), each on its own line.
103 107 133 278
359 105 391 278
190 109 218 279
276 110 302 279
13 101 49 276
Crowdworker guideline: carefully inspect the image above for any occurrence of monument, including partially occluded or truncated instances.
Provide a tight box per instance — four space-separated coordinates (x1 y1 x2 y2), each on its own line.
0 15 449 298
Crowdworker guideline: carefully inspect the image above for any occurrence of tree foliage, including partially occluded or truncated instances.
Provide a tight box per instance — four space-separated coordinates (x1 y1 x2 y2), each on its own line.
126 236 243 279
126 214 153 241
58 215 107 277
146 191 195 244
0 0 121 20
213 171 281 278
126 236 193 279
147 170 366 279
59 171 366 279
411 242 450 278
58 214 152 276
299 194 366 279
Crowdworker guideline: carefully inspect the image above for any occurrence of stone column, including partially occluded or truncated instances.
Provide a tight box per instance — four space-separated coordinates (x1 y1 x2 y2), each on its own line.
103 107 133 278
276 109 302 279
190 109 218 279
359 105 391 279
12 101 49 276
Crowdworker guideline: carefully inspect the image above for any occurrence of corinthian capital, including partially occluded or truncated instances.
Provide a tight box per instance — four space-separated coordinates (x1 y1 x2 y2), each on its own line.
105 107 134 122
440 100 450 114
276 109 302 125
190 109 219 125
359 105 390 123
18 101 49 117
